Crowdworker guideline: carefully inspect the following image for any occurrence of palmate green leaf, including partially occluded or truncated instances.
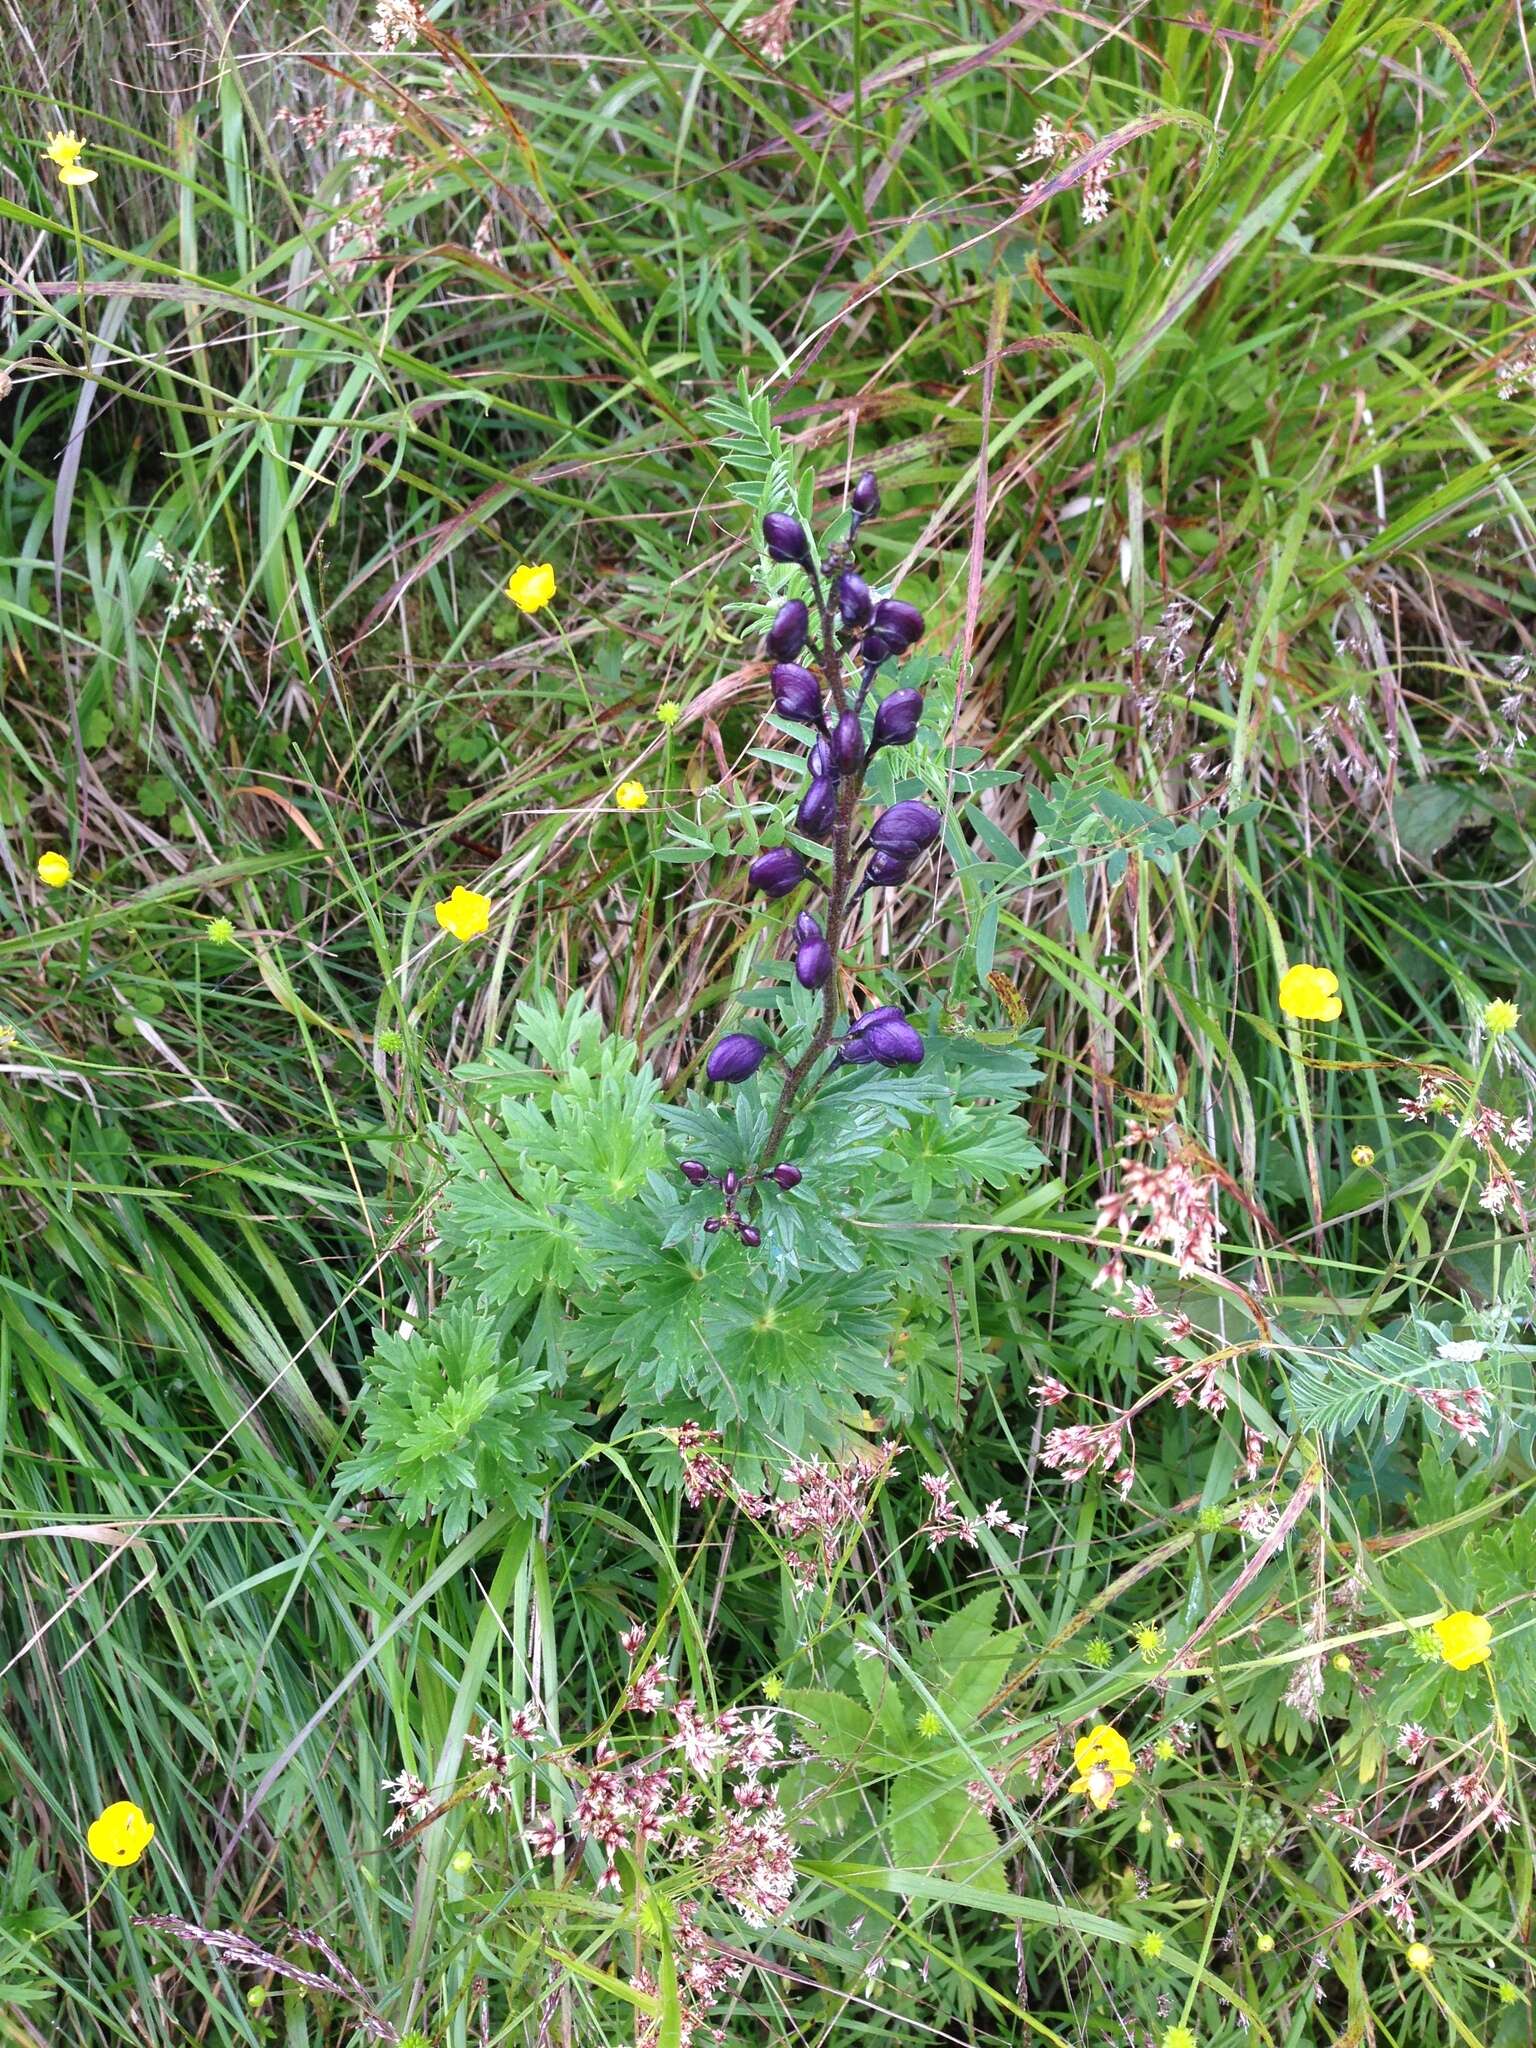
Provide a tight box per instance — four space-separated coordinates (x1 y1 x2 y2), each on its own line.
778 1687 878 1765
887 1784 1007 1895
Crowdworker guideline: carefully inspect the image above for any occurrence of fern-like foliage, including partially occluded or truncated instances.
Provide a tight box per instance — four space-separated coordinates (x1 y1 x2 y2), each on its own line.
340 1303 583 1539
698 369 801 518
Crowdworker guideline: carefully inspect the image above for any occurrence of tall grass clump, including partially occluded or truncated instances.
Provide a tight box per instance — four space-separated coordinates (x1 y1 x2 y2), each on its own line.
2 1 1535 2044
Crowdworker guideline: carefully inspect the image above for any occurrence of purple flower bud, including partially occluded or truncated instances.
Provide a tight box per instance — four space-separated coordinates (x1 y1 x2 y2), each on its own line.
748 847 808 899
834 1033 876 1066
706 1033 768 1084
871 597 925 651
808 736 832 779
703 1214 725 1233
680 1159 710 1186
770 1162 802 1189
763 512 812 565
830 709 864 774
724 1169 739 1197
795 934 834 989
797 774 837 839
833 570 873 629
863 1014 925 1068
771 663 824 726
870 799 941 856
851 470 880 518
863 850 914 888
794 910 822 943
870 688 922 752
860 631 894 665
765 598 809 661
739 1223 762 1248
849 1005 905 1037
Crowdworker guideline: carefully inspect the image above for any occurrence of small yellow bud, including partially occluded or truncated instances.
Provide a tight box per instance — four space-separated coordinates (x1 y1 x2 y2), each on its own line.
1406 1942 1434 1972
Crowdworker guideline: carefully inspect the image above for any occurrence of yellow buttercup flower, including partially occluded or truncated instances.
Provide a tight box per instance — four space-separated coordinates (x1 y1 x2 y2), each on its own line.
656 701 682 727
88 1800 155 1867
1070 1723 1135 1811
1256 1933 1275 1954
37 852 72 888
505 562 556 614
1484 998 1520 1037
44 131 98 187
1431 1610 1492 1671
1278 962 1342 1022
1351 1144 1375 1168
434 886 492 943
615 780 648 812
1406 1942 1434 1972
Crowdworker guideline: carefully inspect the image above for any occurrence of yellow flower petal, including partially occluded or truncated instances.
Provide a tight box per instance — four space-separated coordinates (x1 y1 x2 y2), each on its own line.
87 1800 155 1868
58 164 98 185
37 852 72 887
1431 1610 1492 1672
615 780 648 812
433 885 492 943
505 561 556 614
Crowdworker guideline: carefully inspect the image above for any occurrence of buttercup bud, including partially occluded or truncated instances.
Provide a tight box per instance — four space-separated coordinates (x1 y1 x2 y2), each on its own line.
762 512 812 565
830 710 864 774
870 799 941 856
770 1163 802 1189
765 598 809 661
863 1014 925 1068
797 775 837 839
771 663 824 726
706 1033 769 1084
749 847 808 899
851 469 880 518
833 570 873 629
871 597 925 650
679 1159 710 1185
870 688 922 751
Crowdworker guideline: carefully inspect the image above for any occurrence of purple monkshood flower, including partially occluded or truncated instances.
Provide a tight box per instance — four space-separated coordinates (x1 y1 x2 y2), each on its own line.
808 736 832 779
863 849 913 887
797 775 837 838
762 512 811 565
830 710 864 774
749 847 808 898
679 1159 710 1185
795 932 834 989
862 1013 925 1067
870 799 941 855
765 598 809 661
848 1005 905 1036
706 1034 768 1084
870 688 922 752
770 663 823 725
833 570 873 629
871 597 925 651
851 470 880 518
770 1162 802 1189
860 630 895 664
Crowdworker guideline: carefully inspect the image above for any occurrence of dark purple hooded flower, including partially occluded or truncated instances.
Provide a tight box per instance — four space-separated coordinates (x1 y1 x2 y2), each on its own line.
748 847 808 899
870 799 941 856
870 688 922 752
851 470 880 518
706 1034 769 1084
770 663 824 725
830 710 864 774
862 1014 925 1067
762 512 811 565
833 570 873 629
871 597 925 651
797 775 837 839
765 598 809 661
